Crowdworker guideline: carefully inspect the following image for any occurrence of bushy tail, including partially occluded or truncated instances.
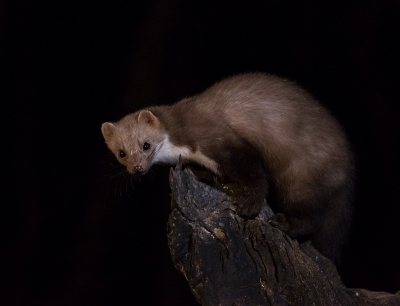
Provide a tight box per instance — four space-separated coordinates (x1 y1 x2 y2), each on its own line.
311 184 353 264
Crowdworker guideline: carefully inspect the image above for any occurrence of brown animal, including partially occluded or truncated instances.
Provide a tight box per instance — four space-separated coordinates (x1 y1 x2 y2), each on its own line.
101 73 354 263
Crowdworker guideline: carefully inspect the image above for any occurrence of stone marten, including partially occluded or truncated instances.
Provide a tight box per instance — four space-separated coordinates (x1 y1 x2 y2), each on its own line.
101 73 354 263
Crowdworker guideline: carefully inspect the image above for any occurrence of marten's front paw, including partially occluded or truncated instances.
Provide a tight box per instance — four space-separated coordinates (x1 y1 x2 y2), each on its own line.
268 213 290 233
235 197 261 219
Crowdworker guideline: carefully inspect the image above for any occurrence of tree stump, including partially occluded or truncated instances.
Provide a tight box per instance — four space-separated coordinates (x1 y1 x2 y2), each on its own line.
167 161 400 306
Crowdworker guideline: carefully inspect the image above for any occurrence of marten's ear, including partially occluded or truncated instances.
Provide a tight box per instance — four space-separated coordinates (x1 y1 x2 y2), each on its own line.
101 122 116 142
138 110 161 129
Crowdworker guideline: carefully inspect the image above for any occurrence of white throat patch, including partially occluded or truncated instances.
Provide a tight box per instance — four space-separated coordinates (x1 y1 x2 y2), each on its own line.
153 135 219 174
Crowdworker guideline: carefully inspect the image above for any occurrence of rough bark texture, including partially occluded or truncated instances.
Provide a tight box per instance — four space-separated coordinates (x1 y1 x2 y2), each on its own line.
167 161 400 306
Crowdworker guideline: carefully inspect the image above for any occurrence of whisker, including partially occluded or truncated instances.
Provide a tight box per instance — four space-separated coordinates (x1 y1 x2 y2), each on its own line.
129 174 135 192
147 168 156 184
123 172 132 200
117 173 123 198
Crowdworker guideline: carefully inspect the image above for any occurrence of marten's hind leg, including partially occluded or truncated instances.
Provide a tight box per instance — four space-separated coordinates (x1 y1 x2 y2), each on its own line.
268 183 353 264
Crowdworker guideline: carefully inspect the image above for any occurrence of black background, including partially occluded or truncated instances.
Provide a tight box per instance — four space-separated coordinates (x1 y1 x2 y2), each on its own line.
1 1 400 305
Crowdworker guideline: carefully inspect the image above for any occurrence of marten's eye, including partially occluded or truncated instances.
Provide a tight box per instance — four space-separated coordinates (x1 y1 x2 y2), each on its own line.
143 142 150 150
119 150 126 157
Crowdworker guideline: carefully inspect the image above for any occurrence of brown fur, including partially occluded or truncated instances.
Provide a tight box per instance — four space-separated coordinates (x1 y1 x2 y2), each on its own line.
102 73 354 263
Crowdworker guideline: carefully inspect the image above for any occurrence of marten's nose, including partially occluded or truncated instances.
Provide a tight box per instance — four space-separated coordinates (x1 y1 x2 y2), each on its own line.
134 165 143 172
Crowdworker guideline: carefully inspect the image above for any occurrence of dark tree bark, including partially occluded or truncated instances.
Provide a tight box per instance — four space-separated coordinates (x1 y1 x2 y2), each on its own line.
167 161 400 306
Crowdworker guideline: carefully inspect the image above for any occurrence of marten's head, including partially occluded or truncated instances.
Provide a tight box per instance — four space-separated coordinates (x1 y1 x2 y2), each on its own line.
101 110 165 175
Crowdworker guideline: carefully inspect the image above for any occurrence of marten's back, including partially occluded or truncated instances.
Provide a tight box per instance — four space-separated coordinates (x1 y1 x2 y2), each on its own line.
186 73 354 262
171 73 353 207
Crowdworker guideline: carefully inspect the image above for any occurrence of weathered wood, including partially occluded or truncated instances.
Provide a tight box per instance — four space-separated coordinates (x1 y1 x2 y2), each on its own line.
167 161 400 306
